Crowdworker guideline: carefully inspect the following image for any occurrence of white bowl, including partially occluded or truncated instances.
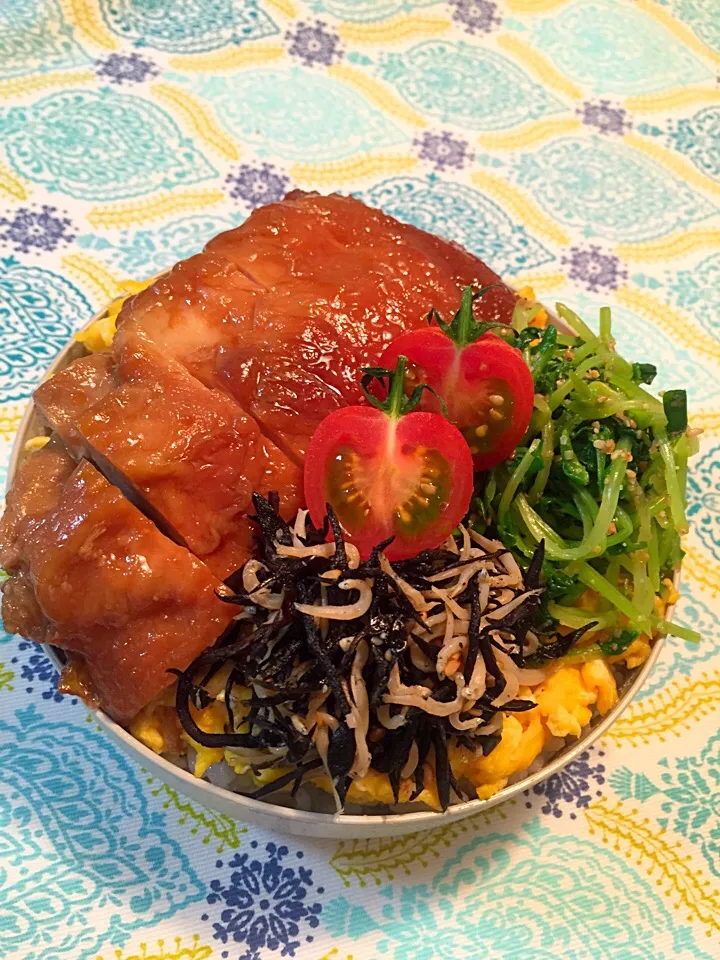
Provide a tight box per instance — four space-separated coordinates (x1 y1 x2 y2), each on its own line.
6 315 672 839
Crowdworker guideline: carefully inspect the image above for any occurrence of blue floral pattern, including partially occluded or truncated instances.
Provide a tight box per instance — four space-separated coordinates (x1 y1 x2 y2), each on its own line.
361 176 554 276
0 89 216 201
202 842 323 960
528 749 606 819
514 137 717 241
0 704 204 960
531 0 713 94
378 41 563 130
98 0 278 53
0 258 91 403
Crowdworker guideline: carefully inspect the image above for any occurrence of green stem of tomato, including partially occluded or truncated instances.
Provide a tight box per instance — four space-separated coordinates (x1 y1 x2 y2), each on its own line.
454 286 475 349
387 355 408 419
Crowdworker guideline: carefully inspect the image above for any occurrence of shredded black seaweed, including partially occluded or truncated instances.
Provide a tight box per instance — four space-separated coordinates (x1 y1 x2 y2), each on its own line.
172 494 549 812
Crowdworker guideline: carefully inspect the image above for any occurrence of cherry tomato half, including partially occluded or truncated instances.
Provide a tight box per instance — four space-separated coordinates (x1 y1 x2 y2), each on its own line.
380 327 534 471
304 404 473 561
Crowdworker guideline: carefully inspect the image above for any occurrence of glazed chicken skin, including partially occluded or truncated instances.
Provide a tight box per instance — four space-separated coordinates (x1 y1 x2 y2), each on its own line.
0 442 235 721
118 191 517 462
2 192 517 721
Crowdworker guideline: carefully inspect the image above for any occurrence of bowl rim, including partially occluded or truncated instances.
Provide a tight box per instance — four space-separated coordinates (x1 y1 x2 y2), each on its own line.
5 304 673 831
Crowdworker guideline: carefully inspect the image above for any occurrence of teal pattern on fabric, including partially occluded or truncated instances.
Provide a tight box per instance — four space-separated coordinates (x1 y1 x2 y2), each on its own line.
360 175 554 276
610 729 720 880
307 0 438 21
98 0 278 53
636 592 718 700
323 819 715 960
666 253 720 338
514 137 717 242
667 106 720 182
686 444 720 561
187 69 406 161
77 214 246 276
377 41 564 130
0 0 89 79
666 0 720 52
530 0 713 94
0 258 91 403
0 704 205 960
0 89 216 201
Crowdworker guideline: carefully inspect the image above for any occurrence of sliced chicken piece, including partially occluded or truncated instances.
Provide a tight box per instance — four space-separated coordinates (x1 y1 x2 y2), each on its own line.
1 448 235 721
34 352 116 450
75 339 301 579
113 251 263 390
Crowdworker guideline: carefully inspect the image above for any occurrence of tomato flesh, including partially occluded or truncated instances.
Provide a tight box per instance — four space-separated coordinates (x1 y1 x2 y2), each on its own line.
381 329 534 471
304 405 473 560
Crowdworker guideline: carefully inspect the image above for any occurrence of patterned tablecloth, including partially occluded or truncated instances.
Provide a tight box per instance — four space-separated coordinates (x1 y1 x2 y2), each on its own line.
1 2 719 959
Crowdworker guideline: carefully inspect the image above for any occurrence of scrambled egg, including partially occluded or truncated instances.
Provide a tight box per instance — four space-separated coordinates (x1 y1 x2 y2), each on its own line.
450 663 619 801
23 435 51 453
74 278 150 352
516 284 548 328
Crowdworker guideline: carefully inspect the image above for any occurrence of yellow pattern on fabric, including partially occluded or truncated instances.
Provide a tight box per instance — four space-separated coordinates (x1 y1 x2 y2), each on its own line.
0 405 24 444
471 171 570 245
169 46 286 72
315 949 354 960
685 546 720 596
151 782 246 853
328 65 428 128
63 0 117 48
94 936 213 960
614 287 720 365
151 83 241 161
625 86 720 112
623 134 720 196
290 153 417 186
603 674 720 746
0 71 96 99
0 162 28 200
87 190 226 228
496 35 582 100
330 807 511 887
505 0 569 11
477 117 582 150
0 664 14 693
691 409 720 436
634 0 720 67
265 0 298 17
338 15 451 45
586 799 720 936
61 254 122 303
513 271 567 293
615 229 720 261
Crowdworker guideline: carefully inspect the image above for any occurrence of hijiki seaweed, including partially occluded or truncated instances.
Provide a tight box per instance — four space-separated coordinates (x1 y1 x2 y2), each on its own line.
173 493 570 812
